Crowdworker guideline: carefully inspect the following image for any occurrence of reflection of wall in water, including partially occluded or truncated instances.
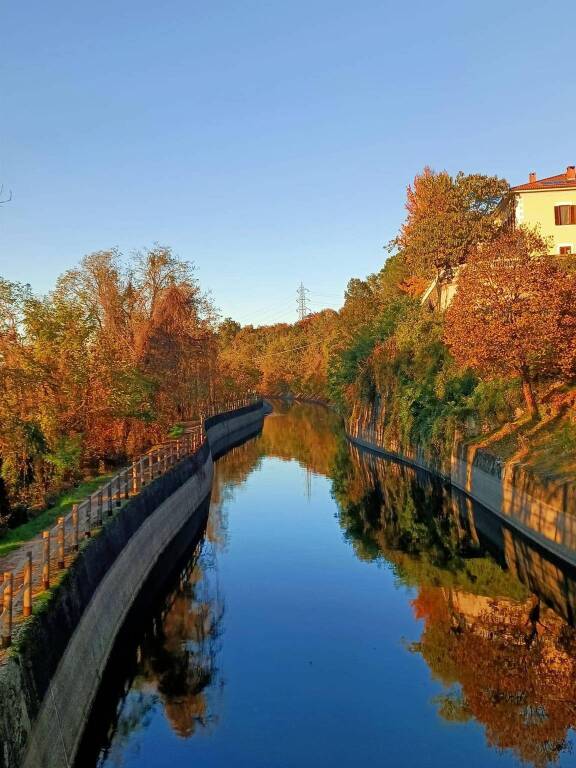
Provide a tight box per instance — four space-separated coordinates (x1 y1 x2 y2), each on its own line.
339 442 576 767
348 400 576 560
347 443 576 626
453 490 576 625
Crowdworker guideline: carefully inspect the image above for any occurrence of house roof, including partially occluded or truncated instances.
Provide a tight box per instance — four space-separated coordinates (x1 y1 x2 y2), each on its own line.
511 168 576 192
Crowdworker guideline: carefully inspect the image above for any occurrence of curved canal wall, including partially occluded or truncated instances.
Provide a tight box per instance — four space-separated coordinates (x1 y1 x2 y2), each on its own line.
0 401 265 768
349 430 576 569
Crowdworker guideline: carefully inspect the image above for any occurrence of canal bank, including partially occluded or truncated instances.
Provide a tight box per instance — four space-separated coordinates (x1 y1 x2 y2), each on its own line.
75 402 576 768
348 425 576 570
0 401 266 768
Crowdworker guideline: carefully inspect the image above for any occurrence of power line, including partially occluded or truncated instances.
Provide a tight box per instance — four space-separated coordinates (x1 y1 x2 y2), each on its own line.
263 339 326 357
308 290 342 299
240 302 297 325
296 282 311 321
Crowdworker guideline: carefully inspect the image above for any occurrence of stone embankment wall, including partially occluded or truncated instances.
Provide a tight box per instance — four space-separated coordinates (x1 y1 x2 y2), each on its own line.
349 419 576 569
450 442 576 566
0 401 265 768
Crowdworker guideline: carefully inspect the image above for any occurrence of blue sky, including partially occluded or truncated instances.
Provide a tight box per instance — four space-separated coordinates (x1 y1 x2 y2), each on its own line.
0 1 574 325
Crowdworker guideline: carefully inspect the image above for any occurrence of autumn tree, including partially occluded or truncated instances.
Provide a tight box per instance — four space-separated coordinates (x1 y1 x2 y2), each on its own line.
0 246 220 515
218 308 342 400
217 318 241 349
396 167 509 278
0 279 45 511
444 227 576 418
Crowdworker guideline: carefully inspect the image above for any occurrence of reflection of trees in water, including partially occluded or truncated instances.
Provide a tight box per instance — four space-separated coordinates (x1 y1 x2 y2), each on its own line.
212 401 342 496
147 548 224 738
333 443 576 768
98 404 576 768
101 544 224 767
259 401 342 476
414 586 576 768
99 691 156 767
209 401 343 545
332 444 527 598
102 403 343 765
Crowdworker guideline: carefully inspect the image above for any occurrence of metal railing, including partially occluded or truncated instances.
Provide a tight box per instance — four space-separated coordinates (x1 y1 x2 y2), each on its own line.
0 394 258 649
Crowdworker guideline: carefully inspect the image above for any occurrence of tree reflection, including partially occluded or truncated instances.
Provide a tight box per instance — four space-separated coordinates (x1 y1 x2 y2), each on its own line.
91 402 344 767
415 586 576 767
101 545 223 766
333 442 576 767
94 403 576 768
139 559 223 739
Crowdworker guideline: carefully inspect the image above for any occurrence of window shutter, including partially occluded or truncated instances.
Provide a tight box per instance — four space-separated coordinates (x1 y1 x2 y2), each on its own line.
555 206 561 225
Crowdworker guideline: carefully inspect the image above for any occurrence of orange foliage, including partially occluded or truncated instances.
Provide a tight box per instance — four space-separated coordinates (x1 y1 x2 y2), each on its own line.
445 228 576 417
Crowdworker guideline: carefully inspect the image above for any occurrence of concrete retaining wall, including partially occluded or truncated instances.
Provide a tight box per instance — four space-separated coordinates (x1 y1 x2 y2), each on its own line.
349 431 576 569
0 401 265 768
450 451 576 568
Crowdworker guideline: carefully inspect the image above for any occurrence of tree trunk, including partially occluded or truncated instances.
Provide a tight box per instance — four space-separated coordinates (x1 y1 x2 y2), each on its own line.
522 375 539 419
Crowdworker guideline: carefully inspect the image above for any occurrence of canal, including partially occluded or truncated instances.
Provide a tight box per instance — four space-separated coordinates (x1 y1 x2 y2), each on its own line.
76 402 576 768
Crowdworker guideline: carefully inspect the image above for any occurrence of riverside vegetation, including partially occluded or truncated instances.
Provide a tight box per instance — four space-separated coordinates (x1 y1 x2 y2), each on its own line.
219 167 576 483
2 167 576 537
0 246 220 528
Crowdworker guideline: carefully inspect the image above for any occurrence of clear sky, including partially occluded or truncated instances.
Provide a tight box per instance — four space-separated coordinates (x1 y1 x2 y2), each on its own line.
0 1 574 325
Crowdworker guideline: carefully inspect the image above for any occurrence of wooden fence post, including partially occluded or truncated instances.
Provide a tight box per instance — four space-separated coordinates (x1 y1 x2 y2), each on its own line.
2 572 13 648
107 482 113 517
139 458 146 488
57 516 65 569
124 469 130 500
23 552 32 617
85 499 92 538
42 531 50 590
115 474 122 507
72 504 79 551
96 491 103 526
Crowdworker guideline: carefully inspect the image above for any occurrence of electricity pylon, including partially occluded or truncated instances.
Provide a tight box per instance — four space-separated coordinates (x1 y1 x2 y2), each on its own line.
296 282 310 321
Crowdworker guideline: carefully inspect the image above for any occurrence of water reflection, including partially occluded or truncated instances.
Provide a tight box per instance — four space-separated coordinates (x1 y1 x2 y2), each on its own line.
336 443 576 767
95 539 224 767
80 403 576 768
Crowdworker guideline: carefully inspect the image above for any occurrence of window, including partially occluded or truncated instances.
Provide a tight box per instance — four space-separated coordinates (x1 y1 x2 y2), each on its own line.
559 245 573 254
554 205 576 225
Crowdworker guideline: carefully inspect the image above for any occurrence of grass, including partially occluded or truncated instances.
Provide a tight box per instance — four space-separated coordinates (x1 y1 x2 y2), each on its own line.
522 418 576 481
0 472 114 559
461 409 576 484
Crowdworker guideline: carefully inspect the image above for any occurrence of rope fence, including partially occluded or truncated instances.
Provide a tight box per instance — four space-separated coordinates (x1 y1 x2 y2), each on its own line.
0 394 258 649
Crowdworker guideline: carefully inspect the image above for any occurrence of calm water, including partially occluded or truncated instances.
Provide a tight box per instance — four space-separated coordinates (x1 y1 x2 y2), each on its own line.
78 402 576 768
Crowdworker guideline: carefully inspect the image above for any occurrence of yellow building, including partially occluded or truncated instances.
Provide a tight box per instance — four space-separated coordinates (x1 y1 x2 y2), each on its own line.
422 166 576 310
498 165 576 254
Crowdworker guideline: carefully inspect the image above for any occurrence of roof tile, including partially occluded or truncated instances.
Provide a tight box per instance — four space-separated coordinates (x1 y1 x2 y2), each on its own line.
511 171 576 192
